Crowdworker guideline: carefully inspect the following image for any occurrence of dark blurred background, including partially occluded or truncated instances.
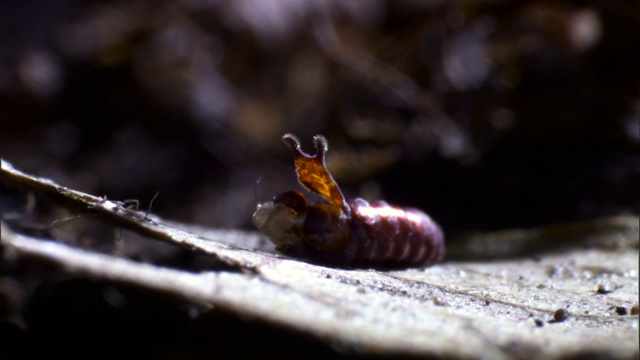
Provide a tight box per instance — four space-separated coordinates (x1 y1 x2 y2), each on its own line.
1 0 639 239
1 1 639 358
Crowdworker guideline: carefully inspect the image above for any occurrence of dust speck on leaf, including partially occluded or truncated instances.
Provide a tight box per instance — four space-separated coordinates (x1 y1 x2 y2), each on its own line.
549 308 569 323
594 283 614 294
614 306 628 316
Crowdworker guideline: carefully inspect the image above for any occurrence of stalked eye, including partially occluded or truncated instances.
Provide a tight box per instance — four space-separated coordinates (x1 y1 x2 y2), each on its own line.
303 205 332 235
273 191 307 214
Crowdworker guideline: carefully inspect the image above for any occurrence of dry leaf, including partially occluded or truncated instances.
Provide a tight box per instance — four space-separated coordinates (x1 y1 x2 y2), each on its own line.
1 159 638 359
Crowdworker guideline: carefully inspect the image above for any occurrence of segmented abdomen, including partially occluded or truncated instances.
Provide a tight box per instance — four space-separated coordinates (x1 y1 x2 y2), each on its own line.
346 198 445 264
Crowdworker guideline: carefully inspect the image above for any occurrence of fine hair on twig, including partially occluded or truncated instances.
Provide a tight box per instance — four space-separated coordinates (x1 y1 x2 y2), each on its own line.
144 191 160 221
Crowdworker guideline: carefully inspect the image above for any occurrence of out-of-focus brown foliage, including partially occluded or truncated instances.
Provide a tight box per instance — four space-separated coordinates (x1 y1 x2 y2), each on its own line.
1 1 639 357
0 0 640 242
1 0 639 236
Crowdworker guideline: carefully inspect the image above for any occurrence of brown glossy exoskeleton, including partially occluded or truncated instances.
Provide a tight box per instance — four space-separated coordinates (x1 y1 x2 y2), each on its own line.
252 134 444 266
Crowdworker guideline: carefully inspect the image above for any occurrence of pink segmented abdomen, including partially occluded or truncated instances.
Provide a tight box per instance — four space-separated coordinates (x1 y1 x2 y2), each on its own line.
346 198 445 264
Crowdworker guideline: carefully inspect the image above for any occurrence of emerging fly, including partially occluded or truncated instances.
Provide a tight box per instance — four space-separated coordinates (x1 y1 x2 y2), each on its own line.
252 134 444 266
